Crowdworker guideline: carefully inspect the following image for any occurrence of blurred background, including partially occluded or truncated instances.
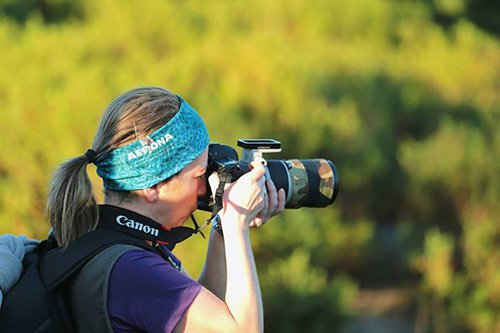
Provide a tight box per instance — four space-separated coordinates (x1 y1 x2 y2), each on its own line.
0 0 498 332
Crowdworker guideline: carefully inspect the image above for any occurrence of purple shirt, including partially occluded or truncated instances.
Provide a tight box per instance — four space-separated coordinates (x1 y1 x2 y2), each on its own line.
108 248 201 332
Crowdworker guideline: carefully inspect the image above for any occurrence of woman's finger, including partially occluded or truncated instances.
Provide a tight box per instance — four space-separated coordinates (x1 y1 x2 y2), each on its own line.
261 188 269 219
273 188 286 216
266 179 278 214
249 161 267 182
249 187 269 227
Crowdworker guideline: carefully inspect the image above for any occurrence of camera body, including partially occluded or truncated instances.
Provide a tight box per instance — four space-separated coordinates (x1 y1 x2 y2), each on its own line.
197 139 339 212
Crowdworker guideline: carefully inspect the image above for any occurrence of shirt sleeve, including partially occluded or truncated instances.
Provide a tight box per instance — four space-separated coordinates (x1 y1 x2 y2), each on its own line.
108 249 202 333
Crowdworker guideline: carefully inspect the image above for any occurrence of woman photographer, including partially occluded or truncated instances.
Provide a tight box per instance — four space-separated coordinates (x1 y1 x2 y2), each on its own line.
46 87 286 332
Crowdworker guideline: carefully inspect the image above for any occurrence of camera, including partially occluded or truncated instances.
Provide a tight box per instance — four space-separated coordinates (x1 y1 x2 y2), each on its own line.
197 139 339 212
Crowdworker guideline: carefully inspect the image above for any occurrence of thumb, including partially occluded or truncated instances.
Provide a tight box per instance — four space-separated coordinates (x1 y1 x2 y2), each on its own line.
208 172 220 194
249 161 266 180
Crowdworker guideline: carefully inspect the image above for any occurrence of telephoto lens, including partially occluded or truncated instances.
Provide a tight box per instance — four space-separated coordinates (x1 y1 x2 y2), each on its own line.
197 140 339 212
266 158 339 208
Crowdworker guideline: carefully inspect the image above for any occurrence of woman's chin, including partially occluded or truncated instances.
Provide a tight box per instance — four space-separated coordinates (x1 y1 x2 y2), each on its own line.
169 219 189 230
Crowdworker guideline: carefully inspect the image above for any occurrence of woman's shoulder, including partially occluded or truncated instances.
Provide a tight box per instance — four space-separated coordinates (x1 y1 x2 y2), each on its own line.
114 246 179 271
108 247 201 332
110 246 190 285
107 247 201 332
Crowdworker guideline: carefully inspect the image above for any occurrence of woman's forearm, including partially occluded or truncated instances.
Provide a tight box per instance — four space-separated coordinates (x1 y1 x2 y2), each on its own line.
198 212 264 332
195 163 266 332
198 228 227 299
221 212 264 333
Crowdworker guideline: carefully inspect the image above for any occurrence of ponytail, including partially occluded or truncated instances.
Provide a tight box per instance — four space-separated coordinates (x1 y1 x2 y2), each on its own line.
46 87 180 246
46 155 98 246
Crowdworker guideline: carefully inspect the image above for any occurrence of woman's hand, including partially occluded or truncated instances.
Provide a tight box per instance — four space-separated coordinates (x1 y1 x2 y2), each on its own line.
249 177 286 228
220 161 266 227
208 161 285 231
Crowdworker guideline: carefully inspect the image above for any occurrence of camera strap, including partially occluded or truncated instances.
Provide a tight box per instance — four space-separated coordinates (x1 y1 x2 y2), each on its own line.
203 171 233 235
97 204 200 250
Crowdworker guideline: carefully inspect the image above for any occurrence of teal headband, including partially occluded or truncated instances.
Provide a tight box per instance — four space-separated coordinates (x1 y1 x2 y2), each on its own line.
95 96 209 191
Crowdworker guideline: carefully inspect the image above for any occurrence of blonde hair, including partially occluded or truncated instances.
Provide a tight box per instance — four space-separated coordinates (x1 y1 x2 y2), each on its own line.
46 87 180 246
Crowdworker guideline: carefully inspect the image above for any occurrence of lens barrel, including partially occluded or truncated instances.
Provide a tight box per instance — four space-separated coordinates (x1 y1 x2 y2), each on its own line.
266 159 339 208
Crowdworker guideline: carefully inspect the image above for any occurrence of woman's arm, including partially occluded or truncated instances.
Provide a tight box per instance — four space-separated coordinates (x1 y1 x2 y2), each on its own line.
197 169 286 300
197 229 226 299
174 162 279 333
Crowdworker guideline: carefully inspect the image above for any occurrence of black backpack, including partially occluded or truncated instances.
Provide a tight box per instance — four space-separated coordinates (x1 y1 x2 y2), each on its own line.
0 228 154 333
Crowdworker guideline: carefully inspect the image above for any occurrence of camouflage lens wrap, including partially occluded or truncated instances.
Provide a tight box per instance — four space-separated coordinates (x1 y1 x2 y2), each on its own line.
286 159 309 208
285 159 339 208
308 159 339 206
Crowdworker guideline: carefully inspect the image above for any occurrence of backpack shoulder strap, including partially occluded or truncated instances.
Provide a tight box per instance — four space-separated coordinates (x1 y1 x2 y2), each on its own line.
69 243 138 333
40 228 152 290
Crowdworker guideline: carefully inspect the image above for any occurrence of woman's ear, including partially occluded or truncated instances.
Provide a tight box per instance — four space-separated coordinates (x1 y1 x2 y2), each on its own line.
142 185 159 203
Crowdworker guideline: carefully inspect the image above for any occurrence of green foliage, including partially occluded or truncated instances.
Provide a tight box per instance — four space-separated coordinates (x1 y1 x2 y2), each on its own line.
412 224 499 332
0 0 499 331
0 0 83 24
260 249 357 333
413 229 455 298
